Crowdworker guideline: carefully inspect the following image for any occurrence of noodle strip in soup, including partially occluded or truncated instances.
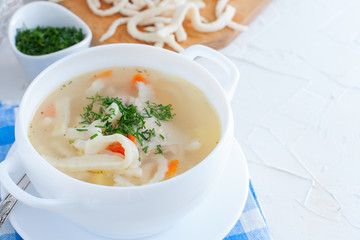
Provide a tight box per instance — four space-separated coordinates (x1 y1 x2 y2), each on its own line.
29 67 221 186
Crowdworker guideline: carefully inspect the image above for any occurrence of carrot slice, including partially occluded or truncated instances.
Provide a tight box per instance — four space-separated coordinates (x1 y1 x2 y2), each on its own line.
165 160 179 178
132 73 148 88
126 134 136 145
92 70 112 81
106 142 125 155
41 104 56 118
106 135 136 155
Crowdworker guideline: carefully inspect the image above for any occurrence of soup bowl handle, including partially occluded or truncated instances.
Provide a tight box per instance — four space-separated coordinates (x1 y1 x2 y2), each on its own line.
180 45 239 101
0 150 68 210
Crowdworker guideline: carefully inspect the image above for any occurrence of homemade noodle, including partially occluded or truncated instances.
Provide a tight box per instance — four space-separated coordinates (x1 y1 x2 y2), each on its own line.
49 0 247 52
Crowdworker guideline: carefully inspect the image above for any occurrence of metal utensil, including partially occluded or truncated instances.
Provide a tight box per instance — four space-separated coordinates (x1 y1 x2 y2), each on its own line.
0 174 30 228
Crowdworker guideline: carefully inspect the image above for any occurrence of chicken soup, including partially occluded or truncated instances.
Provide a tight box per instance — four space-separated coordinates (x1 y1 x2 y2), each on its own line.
29 67 221 186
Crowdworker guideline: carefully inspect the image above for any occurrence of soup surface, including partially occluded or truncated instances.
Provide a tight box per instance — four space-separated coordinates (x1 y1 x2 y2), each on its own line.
29 67 221 186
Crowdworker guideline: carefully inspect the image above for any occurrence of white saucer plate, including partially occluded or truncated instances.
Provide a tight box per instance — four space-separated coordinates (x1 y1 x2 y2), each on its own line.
1 139 249 240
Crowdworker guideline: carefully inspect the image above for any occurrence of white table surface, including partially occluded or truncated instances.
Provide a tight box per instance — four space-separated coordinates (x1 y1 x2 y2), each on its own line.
2 0 360 239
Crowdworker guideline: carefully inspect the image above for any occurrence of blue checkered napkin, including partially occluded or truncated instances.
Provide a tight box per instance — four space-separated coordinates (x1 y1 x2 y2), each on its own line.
0 102 19 240
0 102 272 240
0 103 16 160
224 182 272 240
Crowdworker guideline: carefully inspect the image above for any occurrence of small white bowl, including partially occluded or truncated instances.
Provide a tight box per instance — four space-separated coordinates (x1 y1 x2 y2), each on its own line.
7 1 92 80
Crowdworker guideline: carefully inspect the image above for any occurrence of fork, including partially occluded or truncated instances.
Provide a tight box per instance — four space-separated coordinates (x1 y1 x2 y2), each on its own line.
0 174 30 228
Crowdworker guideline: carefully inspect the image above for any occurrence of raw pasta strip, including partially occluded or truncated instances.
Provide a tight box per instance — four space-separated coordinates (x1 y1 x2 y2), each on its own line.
175 25 187 42
127 5 174 43
100 17 130 42
139 17 172 26
215 0 228 18
158 3 236 38
87 0 127 16
87 0 248 52
215 0 247 31
164 34 184 52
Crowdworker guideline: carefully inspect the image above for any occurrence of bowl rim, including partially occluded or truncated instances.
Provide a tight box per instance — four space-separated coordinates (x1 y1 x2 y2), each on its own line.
17 43 234 192
7 1 92 60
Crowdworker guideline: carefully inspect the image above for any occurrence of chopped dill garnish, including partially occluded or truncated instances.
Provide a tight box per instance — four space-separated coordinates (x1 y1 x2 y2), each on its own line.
146 101 175 121
138 149 141 161
90 133 98 140
142 146 149 153
155 120 161 126
79 93 175 147
76 129 88 131
15 26 84 56
159 134 165 140
155 144 163 154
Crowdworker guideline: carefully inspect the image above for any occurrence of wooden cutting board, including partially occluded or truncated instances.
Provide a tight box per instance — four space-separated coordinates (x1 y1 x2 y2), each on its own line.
60 0 271 50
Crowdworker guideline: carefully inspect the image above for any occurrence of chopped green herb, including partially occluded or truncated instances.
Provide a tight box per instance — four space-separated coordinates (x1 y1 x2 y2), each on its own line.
142 146 149 153
144 107 151 118
159 134 165 140
155 144 163 154
79 93 175 147
155 120 161 127
76 129 88 132
139 130 152 141
138 149 141 161
15 26 85 56
146 101 175 121
69 140 74 144
90 133 98 140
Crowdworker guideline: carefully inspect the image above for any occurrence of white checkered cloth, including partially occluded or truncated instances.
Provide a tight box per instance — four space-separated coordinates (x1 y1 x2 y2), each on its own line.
0 102 271 240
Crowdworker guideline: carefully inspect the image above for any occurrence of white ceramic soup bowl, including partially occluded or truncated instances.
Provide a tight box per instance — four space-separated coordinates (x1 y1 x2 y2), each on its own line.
0 44 239 239
8 1 92 80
